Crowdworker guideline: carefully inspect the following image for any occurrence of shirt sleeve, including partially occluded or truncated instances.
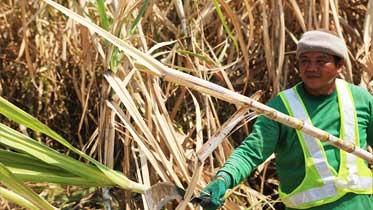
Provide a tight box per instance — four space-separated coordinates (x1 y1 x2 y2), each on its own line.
219 97 283 187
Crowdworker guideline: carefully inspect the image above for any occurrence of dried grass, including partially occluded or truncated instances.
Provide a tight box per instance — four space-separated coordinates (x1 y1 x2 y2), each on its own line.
1 0 372 209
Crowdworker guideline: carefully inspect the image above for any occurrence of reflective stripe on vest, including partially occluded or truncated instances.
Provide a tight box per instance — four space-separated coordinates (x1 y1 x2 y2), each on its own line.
335 79 373 190
279 79 372 208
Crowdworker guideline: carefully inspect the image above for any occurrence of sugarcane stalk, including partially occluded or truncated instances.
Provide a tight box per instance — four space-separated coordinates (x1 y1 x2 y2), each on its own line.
134 65 373 164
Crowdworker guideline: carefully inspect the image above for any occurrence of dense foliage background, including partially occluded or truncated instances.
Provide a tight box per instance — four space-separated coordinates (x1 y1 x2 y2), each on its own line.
0 0 372 209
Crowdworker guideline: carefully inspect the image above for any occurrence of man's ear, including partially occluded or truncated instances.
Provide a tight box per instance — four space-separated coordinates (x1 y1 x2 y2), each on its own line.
336 60 345 73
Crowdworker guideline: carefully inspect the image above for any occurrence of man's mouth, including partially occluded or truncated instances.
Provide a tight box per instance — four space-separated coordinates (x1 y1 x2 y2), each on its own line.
304 72 321 78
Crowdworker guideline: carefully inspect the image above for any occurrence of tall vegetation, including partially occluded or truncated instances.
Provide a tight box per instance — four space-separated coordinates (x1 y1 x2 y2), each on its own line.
0 0 372 209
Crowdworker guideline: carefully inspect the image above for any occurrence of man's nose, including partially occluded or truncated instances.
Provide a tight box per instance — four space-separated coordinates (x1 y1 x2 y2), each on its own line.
305 61 320 71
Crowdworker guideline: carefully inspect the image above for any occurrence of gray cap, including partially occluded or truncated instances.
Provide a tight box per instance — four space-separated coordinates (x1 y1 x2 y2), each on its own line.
296 30 348 61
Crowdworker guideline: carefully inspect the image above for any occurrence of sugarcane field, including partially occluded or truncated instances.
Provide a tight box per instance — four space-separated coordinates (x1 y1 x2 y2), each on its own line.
0 0 373 210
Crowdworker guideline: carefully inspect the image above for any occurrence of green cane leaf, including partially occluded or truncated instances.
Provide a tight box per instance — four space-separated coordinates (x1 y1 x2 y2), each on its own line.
0 187 39 210
0 163 56 210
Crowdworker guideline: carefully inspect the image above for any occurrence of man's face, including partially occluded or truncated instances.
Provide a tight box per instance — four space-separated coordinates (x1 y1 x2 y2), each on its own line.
298 52 342 92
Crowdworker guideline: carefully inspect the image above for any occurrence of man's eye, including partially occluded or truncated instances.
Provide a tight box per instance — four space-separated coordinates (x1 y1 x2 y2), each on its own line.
300 60 309 65
317 60 328 65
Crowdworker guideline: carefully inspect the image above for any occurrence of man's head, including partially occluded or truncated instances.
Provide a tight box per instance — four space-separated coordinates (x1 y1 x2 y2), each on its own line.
296 30 346 95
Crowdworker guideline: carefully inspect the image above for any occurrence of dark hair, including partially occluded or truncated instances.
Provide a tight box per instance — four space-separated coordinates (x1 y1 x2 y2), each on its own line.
334 55 342 63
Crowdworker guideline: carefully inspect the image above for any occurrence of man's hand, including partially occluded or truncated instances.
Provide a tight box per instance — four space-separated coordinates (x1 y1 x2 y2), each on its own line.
199 176 228 210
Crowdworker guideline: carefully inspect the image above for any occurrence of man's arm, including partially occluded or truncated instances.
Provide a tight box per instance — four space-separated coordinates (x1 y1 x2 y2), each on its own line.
199 97 285 210
218 114 280 187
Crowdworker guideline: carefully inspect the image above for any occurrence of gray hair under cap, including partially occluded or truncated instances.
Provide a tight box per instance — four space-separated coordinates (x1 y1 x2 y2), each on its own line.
296 30 348 61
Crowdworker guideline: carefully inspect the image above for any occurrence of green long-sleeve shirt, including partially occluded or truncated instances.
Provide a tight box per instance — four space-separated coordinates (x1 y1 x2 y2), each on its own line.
220 82 373 209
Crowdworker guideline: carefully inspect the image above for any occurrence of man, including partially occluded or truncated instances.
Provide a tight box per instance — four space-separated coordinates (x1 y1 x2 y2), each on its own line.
200 30 373 210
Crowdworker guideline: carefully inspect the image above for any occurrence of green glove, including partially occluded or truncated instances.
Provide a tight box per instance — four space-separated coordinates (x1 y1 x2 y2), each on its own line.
200 171 232 210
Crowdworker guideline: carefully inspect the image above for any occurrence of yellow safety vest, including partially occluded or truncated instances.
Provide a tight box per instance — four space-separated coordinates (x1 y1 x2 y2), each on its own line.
278 79 372 209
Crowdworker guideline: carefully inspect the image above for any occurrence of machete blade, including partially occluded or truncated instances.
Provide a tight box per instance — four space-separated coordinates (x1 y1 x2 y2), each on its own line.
144 182 186 210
